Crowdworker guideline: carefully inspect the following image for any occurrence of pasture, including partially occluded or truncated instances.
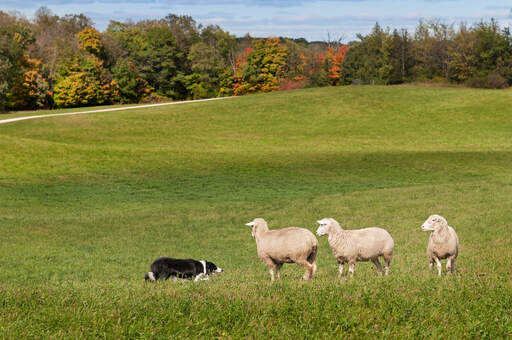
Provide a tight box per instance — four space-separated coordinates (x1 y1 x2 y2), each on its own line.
1 86 511 338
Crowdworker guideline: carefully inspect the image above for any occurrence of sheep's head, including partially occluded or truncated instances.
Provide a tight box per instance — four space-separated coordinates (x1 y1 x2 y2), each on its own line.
245 218 267 238
421 215 448 232
316 218 338 236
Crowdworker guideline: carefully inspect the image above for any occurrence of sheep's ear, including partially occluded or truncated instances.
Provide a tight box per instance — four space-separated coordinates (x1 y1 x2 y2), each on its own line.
246 222 255 226
317 219 329 224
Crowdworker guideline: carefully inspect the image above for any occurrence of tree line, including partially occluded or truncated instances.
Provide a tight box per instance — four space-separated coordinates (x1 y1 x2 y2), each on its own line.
1 8 511 111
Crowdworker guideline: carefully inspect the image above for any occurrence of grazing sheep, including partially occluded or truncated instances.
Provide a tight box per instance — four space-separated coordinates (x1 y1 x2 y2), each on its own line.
421 215 459 275
245 218 318 281
316 218 394 278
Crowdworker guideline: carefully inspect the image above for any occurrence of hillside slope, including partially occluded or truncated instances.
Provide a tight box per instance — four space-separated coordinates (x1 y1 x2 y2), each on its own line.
1 86 511 338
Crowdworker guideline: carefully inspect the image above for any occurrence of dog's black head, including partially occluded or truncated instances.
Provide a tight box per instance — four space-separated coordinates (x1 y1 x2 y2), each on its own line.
206 261 222 275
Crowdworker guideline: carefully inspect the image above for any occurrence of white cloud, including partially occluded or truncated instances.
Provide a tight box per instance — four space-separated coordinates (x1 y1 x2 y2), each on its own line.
1 0 510 41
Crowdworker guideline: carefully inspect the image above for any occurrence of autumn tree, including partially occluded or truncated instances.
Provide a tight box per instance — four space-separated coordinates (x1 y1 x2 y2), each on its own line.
0 11 51 110
447 24 476 83
315 45 349 86
53 27 118 107
31 7 93 92
7 58 50 110
233 37 287 95
0 11 33 110
279 39 312 90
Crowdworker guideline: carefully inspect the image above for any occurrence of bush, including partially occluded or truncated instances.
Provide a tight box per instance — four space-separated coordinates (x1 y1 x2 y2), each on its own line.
139 93 172 104
278 76 308 91
466 72 509 89
486 73 509 89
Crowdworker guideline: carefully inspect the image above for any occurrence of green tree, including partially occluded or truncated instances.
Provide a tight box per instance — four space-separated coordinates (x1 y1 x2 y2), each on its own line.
105 19 185 99
388 29 415 84
0 11 37 110
472 19 512 85
111 58 151 103
341 23 392 85
413 20 454 80
187 25 236 98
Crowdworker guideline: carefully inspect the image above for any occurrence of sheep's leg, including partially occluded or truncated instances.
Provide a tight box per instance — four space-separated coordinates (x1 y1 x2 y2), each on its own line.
269 268 275 281
429 260 434 272
295 260 314 280
383 254 392 276
338 261 344 278
276 263 283 280
261 257 276 281
311 261 317 278
371 258 383 276
446 256 456 273
348 262 356 277
434 257 442 276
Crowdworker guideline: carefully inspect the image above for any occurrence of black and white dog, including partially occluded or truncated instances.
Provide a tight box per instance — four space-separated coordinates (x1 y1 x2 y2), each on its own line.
145 257 222 282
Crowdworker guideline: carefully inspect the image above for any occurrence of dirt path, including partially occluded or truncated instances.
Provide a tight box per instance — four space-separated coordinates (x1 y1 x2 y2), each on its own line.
0 97 232 126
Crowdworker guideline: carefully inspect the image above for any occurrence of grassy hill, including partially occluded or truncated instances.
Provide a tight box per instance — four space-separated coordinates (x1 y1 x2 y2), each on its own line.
1 86 511 338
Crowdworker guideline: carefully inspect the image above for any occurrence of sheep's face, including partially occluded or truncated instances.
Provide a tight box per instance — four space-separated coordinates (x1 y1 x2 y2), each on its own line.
421 215 447 232
245 218 265 238
316 218 331 236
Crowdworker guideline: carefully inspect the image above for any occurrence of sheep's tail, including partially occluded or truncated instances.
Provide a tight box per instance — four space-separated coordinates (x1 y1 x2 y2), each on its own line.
307 243 318 264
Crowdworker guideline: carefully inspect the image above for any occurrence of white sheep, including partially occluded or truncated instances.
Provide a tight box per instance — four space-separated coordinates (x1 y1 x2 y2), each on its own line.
245 218 318 281
316 218 394 278
421 214 459 275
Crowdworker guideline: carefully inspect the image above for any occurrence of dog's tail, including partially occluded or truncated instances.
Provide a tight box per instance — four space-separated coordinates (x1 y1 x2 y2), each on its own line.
144 271 156 282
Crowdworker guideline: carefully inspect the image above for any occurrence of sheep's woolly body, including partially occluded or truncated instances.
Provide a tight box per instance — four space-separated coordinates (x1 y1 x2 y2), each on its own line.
328 227 394 263
427 226 459 260
317 218 394 277
246 218 318 281
256 227 318 264
422 215 459 275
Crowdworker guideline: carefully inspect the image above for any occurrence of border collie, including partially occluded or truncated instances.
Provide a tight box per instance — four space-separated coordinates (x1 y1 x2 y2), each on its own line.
145 257 222 282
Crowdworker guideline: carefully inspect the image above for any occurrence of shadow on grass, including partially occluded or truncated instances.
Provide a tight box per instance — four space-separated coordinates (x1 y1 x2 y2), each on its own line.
1 150 510 207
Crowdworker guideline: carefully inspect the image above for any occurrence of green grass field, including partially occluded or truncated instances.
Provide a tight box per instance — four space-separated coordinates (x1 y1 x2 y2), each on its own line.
1 86 511 338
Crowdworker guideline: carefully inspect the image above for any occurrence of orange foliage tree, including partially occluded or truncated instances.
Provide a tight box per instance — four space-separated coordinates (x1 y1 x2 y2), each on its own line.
232 47 252 95
7 58 50 110
317 45 349 85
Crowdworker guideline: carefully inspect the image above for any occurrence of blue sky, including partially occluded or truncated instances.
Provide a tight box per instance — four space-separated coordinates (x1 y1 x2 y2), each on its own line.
1 0 511 41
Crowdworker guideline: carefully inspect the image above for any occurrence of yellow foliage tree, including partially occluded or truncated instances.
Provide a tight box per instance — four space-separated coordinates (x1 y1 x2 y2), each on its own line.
54 27 119 108
234 38 287 95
